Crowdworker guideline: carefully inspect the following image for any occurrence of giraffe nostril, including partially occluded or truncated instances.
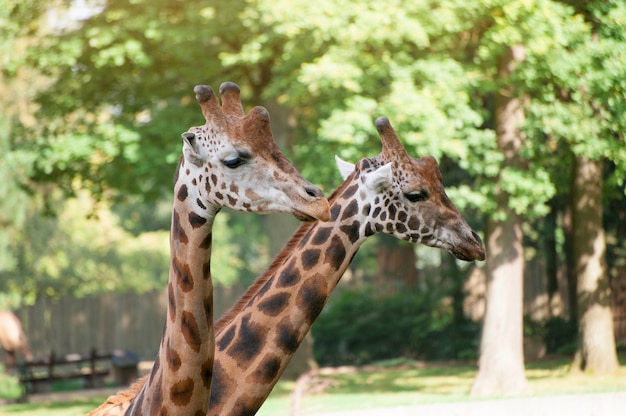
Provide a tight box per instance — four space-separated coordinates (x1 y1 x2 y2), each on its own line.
471 230 483 244
304 185 324 199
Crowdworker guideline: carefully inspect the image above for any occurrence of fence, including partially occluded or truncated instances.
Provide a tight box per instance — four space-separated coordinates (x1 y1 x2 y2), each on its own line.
11 265 626 363
15 284 246 361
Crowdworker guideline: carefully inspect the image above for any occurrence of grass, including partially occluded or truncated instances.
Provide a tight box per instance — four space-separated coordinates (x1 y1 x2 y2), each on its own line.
2 357 626 416
0 398 105 416
257 357 626 416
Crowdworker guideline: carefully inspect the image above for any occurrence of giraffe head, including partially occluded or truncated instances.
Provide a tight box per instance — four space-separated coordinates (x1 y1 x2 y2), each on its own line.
335 117 485 261
178 82 330 222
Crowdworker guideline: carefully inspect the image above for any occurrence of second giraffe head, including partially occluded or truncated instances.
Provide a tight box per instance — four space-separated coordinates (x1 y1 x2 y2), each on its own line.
335 117 485 262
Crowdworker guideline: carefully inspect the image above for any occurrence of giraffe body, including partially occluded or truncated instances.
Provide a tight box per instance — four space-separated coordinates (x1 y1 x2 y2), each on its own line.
89 82 329 416
207 117 485 415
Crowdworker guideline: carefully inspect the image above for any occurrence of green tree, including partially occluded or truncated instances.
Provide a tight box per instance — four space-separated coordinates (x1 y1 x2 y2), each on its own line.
552 0 625 374
4 0 625 379
516 0 625 374
1 0 268 302
0 0 48 276
220 0 497 376
1 191 171 299
471 44 529 396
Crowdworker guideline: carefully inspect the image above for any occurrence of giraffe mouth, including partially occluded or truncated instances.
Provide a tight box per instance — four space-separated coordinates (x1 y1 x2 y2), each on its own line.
448 241 486 262
292 210 318 222
290 197 330 222
450 247 475 262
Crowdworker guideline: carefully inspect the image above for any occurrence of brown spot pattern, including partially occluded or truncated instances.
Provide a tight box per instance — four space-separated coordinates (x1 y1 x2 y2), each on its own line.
208 361 233 411
174 258 194 292
201 359 213 389
168 282 176 321
227 314 265 363
169 377 194 406
277 259 301 288
202 261 210 280
217 325 236 351
311 226 331 245
325 235 346 270
245 188 260 201
166 344 182 371
301 249 321 270
177 184 188 201
199 232 212 250
296 275 327 325
188 211 207 228
172 210 188 244
257 292 290 316
181 311 202 353
275 320 299 354
245 353 281 385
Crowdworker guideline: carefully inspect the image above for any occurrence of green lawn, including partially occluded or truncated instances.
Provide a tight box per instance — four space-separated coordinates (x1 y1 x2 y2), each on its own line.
259 357 626 415
2 358 626 416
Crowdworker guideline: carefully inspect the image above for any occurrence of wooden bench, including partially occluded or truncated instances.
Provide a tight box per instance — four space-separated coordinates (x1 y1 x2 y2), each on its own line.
19 348 112 394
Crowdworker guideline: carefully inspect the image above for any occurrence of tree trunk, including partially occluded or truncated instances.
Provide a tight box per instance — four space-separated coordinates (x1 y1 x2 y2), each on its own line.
571 156 618 374
562 203 577 322
471 212 528 395
471 45 528 396
545 203 561 316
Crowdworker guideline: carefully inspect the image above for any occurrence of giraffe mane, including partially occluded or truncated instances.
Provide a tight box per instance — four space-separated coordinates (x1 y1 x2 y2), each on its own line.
214 168 359 335
88 378 146 414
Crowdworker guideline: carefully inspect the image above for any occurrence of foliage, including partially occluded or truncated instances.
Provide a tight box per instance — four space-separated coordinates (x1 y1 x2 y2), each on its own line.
519 0 626 188
243 0 498 196
0 364 22 400
0 0 48 276
524 316 579 356
1 191 170 301
543 317 578 355
0 186 271 301
312 286 481 366
7 0 238 203
0 0 625 330
0 127 33 274
218 211 272 286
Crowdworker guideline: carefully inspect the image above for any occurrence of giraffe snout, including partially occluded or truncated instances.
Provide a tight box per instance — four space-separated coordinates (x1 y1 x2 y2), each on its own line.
291 184 330 222
468 230 486 261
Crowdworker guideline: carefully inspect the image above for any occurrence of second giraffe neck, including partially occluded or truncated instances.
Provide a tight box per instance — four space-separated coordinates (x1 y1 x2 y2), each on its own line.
127 182 218 415
208 184 369 415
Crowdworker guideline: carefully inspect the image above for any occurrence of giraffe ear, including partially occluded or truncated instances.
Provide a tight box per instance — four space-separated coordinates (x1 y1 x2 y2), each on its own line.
182 131 204 167
335 155 355 180
365 162 393 192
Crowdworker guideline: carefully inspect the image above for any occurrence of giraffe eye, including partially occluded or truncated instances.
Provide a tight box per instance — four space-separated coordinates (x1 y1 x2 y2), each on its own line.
222 157 245 169
405 191 428 203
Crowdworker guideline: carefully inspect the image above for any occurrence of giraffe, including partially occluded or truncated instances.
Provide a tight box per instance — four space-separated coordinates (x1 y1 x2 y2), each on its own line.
89 82 329 416
205 116 485 415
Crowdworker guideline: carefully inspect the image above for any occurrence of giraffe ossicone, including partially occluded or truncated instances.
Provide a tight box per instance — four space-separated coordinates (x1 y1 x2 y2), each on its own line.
206 115 485 415
89 81 329 416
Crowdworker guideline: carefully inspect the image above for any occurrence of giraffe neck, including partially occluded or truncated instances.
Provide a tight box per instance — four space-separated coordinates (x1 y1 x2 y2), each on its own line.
127 178 218 415
208 179 369 415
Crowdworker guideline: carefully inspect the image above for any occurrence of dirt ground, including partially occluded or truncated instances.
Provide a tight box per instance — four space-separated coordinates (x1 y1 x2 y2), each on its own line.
317 391 626 416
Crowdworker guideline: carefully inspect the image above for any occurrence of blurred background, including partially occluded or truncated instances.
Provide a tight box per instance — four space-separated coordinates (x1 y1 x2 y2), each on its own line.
1 0 625 404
